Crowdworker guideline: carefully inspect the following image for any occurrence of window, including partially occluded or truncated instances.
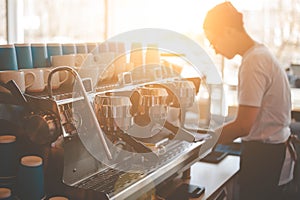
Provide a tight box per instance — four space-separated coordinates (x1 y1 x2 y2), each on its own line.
10 0 106 43
0 0 7 43
3 0 300 75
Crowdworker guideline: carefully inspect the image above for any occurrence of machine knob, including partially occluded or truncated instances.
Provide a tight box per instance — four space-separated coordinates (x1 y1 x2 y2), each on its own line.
23 110 61 145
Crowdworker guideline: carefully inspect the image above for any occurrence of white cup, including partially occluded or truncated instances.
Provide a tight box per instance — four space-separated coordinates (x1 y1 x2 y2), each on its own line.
21 68 45 93
145 44 160 65
130 42 143 68
114 53 127 76
73 53 94 68
43 67 69 90
93 52 116 65
51 55 80 88
77 64 107 87
0 70 33 93
51 55 76 67
93 52 116 80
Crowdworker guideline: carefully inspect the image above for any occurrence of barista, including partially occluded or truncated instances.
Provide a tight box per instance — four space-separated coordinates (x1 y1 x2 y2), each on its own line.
203 2 294 200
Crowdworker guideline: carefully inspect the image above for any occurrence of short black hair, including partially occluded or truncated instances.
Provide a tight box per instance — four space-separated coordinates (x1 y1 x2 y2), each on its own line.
203 2 244 32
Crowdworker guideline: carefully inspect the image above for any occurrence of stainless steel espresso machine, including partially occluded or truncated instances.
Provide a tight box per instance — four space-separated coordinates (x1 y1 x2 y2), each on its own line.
0 44 218 199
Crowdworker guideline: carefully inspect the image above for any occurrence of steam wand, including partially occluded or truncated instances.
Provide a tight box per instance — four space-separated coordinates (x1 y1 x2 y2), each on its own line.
47 66 113 160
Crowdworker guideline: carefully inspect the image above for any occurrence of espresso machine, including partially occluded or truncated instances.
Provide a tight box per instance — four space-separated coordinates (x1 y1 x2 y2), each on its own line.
0 45 215 199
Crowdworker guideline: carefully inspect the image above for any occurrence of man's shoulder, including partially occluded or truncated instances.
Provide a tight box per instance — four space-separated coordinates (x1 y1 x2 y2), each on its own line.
246 44 269 57
243 44 275 65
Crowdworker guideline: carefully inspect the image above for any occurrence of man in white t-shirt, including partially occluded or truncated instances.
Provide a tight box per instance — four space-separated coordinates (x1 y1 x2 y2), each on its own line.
203 2 295 200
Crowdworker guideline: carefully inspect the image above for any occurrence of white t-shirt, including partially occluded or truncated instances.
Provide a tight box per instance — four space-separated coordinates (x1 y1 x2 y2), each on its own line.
238 42 294 185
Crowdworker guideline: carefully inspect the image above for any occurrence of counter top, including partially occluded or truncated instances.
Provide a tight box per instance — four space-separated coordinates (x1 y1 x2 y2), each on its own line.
156 155 240 200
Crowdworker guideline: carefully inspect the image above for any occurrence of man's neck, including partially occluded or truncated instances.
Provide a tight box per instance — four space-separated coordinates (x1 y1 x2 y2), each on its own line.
238 33 255 56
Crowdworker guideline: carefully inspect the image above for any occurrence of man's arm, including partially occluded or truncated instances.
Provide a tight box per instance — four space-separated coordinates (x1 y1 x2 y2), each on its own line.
216 105 260 144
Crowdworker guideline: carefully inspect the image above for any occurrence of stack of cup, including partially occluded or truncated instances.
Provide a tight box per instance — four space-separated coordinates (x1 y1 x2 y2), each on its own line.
17 155 45 200
0 135 18 191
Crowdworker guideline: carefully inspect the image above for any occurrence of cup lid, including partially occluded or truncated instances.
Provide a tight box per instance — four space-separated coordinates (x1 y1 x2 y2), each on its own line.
0 188 11 198
21 155 43 167
0 135 16 144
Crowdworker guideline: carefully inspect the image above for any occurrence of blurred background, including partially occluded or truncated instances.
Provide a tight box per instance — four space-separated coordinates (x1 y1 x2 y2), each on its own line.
1 0 300 87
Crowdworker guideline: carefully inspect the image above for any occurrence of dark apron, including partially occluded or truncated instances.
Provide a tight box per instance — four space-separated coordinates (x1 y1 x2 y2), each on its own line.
239 140 286 200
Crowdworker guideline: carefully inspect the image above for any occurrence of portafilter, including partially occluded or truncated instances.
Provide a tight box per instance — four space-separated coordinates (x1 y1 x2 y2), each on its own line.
94 94 132 133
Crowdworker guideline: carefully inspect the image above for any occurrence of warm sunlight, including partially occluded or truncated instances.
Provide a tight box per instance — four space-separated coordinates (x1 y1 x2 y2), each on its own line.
107 0 267 37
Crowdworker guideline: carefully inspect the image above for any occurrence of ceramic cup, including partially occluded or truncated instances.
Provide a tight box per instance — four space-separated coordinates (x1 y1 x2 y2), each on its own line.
0 44 18 71
62 43 76 55
31 43 49 68
47 43 63 66
0 70 34 93
51 55 76 87
14 43 33 69
93 52 116 81
116 42 126 54
76 43 88 54
98 42 108 53
77 64 106 87
51 55 76 67
145 44 160 65
43 67 69 90
0 135 17 178
0 188 12 200
17 155 45 200
74 53 94 68
21 68 46 93
129 42 143 68
108 42 117 52
86 42 98 54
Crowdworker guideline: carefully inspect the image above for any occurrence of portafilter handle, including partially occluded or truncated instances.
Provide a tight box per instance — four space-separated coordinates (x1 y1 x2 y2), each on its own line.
46 66 113 160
